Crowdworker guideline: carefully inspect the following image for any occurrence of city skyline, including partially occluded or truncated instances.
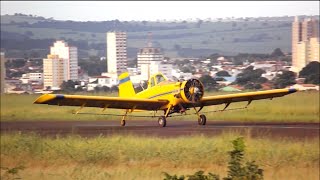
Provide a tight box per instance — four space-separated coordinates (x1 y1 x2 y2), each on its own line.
1 1 319 21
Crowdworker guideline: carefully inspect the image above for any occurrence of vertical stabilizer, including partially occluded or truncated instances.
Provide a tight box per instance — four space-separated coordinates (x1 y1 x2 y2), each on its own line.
118 72 136 97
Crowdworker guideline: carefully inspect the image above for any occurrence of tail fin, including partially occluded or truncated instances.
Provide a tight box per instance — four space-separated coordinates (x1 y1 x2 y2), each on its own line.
118 72 136 97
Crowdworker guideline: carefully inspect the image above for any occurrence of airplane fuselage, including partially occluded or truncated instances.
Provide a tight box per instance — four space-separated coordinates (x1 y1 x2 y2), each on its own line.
135 81 184 110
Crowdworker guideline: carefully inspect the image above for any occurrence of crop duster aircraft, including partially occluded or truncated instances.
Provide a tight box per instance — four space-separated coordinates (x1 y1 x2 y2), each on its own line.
34 72 298 127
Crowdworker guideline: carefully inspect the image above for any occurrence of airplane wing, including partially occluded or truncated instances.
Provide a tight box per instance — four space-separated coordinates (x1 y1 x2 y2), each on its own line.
186 88 298 108
34 94 169 110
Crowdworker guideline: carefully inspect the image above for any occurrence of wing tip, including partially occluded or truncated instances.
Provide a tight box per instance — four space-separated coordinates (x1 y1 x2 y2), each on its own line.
33 94 57 104
288 88 299 93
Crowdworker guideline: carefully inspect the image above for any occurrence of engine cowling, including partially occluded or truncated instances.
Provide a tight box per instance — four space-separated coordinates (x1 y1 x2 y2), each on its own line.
180 79 204 103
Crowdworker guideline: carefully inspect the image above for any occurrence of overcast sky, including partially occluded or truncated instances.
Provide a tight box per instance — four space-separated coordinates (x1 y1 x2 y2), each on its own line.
1 1 319 21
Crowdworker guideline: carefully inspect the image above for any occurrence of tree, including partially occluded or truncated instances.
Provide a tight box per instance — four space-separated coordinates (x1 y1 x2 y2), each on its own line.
235 66 267 89
78 57 107 76
271 48 284 57
273 71 296 88
299 61 320 84
199 75 218 91
128 58 137 68
180 66 193 73
94 86 110 92
216 71 231 77
60 80 79 93
234 66 268 90
110 86 118 93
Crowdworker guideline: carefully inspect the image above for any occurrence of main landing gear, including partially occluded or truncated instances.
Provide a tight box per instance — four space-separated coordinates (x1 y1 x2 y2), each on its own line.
157 104 173 127
198 114 206 125
120 108 169 127
158 116 167 127
193 107 206 126
120 105 206 127
120 110 128 126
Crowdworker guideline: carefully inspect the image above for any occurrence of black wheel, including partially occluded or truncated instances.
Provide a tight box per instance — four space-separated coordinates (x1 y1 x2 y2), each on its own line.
158 116 167 127
121 120 126 126
198 114 206 125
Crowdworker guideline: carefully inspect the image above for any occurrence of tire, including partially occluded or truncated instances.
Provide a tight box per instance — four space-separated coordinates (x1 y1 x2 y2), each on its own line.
198 114 206 125
121 120 126 126
158 116 167 127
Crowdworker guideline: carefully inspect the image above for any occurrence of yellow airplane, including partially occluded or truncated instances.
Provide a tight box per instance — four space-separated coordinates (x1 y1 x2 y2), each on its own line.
34 72 298 127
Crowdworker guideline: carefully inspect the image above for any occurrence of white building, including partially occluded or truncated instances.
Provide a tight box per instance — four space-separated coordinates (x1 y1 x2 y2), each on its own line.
50 40 78 81
172 69 193 81
137 43 172 81
43 55 64 90
87 75 118 91
20 73 43 84
141 61 173 80
137 47 164 69
127 67 140 76
29 73 43 81
107 32 128 75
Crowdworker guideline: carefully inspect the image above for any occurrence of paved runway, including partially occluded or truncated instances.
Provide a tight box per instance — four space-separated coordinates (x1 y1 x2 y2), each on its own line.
1 120 319 139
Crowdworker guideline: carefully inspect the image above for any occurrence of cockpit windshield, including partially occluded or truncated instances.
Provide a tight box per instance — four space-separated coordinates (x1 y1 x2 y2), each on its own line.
155 74 166 84
148 73 168 88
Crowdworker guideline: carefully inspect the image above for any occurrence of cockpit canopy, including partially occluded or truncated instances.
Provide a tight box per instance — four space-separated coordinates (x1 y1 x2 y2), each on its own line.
148 73 168 88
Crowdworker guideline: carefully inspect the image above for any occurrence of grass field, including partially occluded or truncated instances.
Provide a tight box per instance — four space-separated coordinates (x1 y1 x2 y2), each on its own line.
1 132 319 180
1 91 319 122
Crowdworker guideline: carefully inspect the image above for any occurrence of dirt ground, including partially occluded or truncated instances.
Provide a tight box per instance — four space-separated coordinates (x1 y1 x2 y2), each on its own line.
1 120 319 139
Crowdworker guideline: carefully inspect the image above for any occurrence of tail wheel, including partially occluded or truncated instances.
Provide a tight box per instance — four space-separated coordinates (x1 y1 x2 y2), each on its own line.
198 114 206 125
158 116 167 127
121 120 126 126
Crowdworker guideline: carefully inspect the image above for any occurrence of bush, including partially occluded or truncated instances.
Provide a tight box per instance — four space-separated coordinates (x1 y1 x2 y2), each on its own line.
163 137 263 180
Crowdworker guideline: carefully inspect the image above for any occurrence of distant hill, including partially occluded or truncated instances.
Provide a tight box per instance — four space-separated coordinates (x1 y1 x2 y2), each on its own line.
1 14 318 58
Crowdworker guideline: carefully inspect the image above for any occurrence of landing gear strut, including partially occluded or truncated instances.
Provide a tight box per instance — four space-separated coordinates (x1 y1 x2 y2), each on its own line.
120 110 128 126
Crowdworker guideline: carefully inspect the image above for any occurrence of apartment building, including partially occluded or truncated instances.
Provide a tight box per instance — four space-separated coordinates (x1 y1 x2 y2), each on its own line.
43 40 79 90
43 54 64 90
50 40 78 81
106 32 128 75
292 17 319 73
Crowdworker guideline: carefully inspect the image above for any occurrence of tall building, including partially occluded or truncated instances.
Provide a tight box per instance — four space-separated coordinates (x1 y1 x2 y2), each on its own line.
43 55 64 90
1 52 6 94
292 17 319 73
43 40 78 90
106 32 128 75
50 40 78 81
295 37 320 71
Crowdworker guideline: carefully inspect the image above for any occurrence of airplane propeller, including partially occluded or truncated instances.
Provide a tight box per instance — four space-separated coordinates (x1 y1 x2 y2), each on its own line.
183 79 204 103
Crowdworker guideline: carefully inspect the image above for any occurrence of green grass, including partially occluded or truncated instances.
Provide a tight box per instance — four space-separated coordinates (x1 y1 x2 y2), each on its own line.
1 91 319 122
1 133 319 179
